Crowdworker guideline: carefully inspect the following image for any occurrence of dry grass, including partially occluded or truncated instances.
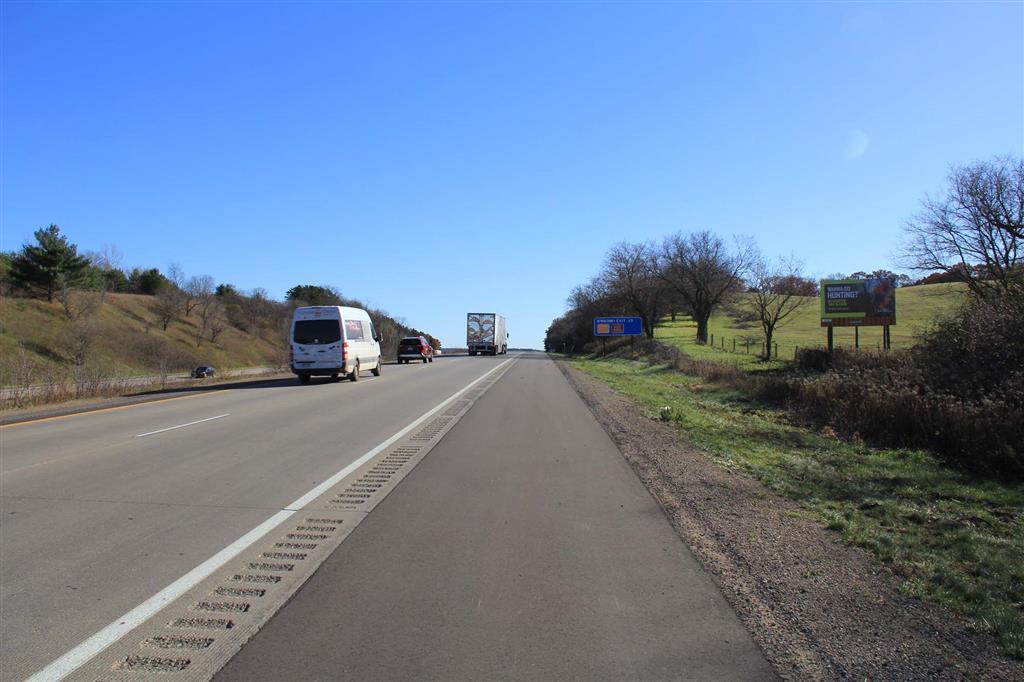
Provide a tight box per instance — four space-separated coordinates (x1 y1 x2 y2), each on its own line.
0 293 285 406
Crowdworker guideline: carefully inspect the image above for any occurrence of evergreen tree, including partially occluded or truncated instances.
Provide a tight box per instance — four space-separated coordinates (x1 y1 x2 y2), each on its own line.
10 225 90 301
285 284 342 306
127 267 166 295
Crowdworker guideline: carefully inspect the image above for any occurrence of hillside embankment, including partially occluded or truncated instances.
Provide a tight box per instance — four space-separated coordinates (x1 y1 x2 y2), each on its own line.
0 293 284 407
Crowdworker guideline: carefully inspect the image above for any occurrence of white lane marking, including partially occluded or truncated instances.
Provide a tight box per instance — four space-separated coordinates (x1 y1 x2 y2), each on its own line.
135 414 231 438
26 355 518 682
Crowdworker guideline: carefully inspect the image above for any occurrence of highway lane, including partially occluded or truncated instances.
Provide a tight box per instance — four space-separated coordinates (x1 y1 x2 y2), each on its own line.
0 355 508 681
219 353 774 680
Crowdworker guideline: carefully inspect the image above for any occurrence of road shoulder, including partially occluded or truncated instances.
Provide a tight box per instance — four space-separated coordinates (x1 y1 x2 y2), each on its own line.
555 357 1023 680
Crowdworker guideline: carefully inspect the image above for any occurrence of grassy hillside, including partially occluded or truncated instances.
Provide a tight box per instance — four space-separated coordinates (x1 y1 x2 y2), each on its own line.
0 293 284 385
656 282 967 369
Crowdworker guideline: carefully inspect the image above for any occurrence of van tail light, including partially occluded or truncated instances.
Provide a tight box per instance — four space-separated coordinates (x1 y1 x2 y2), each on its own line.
342 341 349 359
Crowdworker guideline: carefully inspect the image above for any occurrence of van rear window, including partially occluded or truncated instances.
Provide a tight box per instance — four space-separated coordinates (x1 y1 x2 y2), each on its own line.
294 320 341 344
345 319 365 340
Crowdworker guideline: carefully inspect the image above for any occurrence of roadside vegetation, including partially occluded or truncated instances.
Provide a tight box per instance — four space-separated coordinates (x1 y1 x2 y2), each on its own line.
550 155 1024 657
567 352 1024 658
0 227 440 407
546 156 1023 475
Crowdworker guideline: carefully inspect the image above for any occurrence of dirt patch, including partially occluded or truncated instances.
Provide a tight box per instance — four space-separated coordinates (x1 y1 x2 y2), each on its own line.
556 358 1023 680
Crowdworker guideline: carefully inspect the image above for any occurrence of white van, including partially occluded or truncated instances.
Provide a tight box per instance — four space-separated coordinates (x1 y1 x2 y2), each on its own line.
290 306 382 383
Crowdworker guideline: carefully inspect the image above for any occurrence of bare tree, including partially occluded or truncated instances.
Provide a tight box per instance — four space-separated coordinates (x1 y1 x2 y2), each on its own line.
56 276 101 321
193 280 218 346
903 156 1023 298
153 288 180 331
605 241 665 338
58 319 99 369
207 300 229 343
166 263 186 290
658 231 756 344
747 256 815 360
184 275 214 317
568 276 613 319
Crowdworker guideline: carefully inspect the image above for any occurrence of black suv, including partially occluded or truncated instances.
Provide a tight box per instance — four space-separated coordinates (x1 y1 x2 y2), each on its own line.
191 365 216 378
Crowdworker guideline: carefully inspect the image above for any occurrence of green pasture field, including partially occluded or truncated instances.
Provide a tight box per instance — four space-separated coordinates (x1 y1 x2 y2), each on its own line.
655 282 967 370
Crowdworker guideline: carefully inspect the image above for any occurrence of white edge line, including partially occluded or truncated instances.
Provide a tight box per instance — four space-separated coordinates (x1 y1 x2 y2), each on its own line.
26 355 518 682
135 414 231 438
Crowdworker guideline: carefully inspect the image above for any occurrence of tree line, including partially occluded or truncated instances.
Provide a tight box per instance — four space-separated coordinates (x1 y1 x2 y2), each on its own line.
545 231 819 359
546 155 1022 357
0 227 438 357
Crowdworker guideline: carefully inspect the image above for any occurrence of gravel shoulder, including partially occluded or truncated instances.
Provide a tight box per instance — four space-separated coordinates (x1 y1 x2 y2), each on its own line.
556 358 1023 680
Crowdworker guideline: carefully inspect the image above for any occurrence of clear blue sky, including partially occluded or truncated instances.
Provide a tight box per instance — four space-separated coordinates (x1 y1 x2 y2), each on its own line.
3 1 1021 349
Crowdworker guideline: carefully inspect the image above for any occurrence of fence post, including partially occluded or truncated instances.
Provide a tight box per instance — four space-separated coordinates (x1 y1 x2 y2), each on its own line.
794 346 799 361
732 338 736 353
746 340 750 354
710 333 714 347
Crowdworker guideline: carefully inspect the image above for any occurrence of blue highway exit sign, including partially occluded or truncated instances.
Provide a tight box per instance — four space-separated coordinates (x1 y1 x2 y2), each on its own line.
593 316 643 336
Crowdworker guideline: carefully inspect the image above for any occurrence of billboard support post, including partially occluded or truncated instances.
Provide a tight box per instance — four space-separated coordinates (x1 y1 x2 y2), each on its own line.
855 326 859 349
827 326 834 353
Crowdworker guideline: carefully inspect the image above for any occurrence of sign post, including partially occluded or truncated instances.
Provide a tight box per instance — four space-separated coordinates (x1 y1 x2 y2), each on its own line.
820 278 897 353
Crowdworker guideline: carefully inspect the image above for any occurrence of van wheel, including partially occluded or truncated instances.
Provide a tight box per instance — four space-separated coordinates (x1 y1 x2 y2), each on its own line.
299 374 310 384
372 357 382 376
349 362 360 381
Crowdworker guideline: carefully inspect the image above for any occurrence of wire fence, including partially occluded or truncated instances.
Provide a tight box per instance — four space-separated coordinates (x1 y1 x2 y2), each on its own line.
702 331 895 362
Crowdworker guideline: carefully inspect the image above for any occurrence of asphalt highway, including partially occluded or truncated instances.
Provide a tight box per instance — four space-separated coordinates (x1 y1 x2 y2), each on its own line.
1 356 509 680
1 353 772 681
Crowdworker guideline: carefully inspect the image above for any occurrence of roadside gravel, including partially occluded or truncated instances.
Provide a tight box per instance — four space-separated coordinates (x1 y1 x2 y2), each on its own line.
557 358 1023 680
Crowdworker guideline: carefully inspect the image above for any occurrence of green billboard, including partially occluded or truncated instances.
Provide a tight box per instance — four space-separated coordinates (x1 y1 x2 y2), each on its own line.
820 278 896 327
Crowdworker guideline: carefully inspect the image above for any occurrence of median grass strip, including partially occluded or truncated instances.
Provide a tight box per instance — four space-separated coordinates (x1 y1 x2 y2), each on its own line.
567 355 1024 659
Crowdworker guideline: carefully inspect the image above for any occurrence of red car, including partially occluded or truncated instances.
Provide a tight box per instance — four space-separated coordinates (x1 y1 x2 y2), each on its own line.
397 336 434 364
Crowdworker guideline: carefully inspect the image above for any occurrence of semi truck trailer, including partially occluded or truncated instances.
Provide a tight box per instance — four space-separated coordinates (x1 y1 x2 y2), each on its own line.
467 313 508 356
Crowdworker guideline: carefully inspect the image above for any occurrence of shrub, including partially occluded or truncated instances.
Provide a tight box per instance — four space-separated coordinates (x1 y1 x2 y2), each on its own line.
762 295 1024 477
